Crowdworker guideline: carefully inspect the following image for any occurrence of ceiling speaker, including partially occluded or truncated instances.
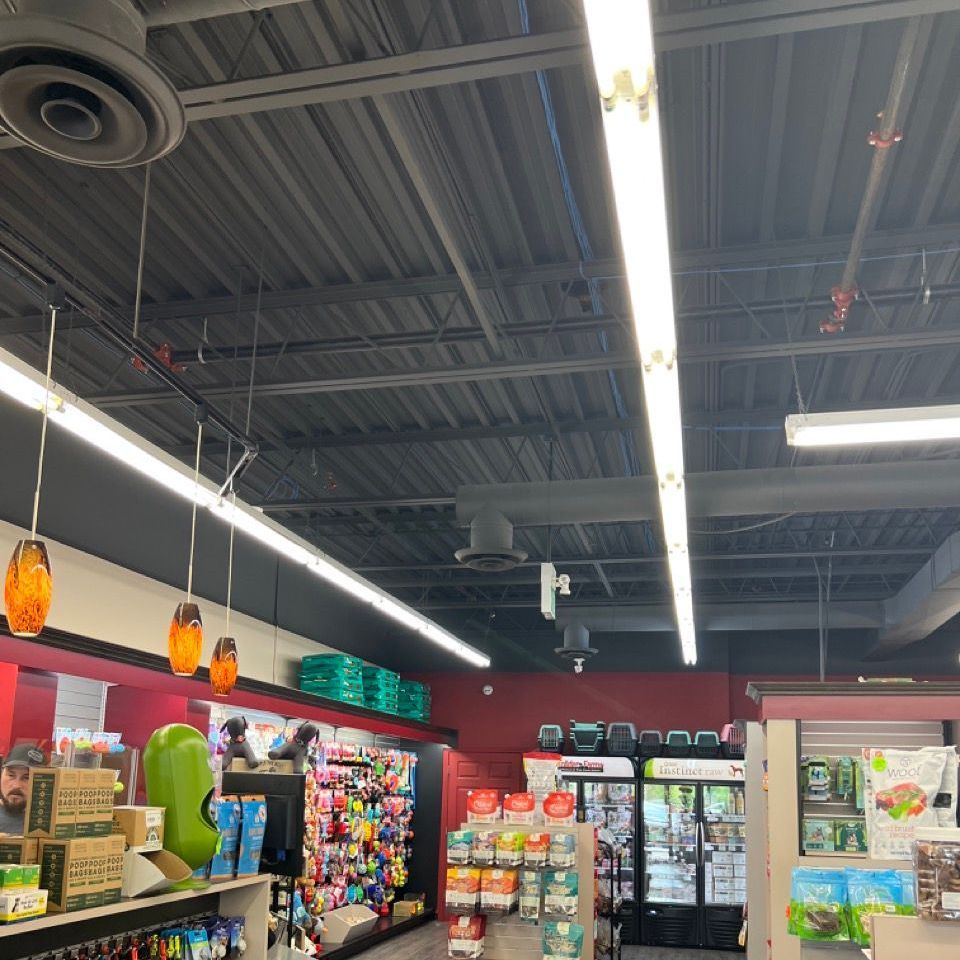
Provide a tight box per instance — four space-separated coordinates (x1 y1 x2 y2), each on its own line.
0 0 185 167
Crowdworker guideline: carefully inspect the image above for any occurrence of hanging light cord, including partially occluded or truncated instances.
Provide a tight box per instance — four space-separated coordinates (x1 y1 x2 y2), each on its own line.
225 489 237 635
30 306 58 539
186 420 203 604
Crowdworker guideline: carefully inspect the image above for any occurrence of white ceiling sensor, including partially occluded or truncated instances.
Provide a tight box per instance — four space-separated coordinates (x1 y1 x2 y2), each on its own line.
786 405 960 447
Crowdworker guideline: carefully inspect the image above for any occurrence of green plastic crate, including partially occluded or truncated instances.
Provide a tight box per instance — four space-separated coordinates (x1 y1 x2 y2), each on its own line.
302 653 362 669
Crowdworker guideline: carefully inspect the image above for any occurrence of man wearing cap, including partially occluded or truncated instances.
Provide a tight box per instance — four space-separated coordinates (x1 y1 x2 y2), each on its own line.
0 744 47 835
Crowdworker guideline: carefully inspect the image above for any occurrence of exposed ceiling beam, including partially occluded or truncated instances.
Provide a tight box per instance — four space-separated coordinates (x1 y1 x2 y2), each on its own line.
88 324 960 407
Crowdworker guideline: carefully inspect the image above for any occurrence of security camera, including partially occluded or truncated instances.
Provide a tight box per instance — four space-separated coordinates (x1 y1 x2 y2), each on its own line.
573 656 585 675
554 573 572 597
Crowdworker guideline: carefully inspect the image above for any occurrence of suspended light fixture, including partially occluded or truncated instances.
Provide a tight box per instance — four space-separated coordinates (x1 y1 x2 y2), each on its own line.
582 0 697 665
786 404 960 448
168 417 205 676
0 346 490 668
4 288 61 637
210 491 239 697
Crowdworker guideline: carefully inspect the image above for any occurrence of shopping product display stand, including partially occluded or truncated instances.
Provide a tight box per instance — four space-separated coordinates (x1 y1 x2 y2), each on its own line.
1 874 270 960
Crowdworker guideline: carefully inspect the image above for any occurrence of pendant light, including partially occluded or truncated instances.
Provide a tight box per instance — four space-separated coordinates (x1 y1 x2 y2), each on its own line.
4 293 61 637
168 416 205 676
210 490 239 697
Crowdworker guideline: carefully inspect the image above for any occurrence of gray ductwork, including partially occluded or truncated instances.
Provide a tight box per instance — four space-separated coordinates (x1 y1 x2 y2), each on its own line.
454 504 527 572
457 460 960 526
141 0 308 27
554 621 598 659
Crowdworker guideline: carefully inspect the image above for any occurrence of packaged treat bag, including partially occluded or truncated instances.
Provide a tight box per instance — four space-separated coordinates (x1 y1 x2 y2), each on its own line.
473 831 498 865
543 792 576 826
496 831 525 867
542 921 585 960
543 869 579 919
446 867 481 915
467 790 500 824
845 869 906 947
914 827 960 921
503 792 536 825
863 748 947 859
549 833 576 868
787 868 849 942
524 832 549 866
448 915 486 959
519 868 541 922
480 868 519 912
921 746 959 829
448 831 474 865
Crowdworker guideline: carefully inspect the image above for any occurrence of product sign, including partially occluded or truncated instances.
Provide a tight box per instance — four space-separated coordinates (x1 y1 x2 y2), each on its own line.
558 756 635 779
645 758 745 782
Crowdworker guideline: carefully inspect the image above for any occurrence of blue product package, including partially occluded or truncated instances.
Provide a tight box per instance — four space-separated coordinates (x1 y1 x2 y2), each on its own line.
787 867 849 941
237 794 267 876
209 795 242 880
845 869 903 947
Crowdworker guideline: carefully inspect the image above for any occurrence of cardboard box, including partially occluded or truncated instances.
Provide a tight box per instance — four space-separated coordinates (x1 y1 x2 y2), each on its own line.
121 849 191 898
0 837 38 866
237 795 266 877
0 887 47 923
39 836 121 913
24 768 79 839
209 796 241 881
393 894 425 918
75 770 115 838
229 757 294 774
112 806 165 852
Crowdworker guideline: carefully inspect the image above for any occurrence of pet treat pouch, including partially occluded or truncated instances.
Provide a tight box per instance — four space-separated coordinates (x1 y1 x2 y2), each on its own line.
787 868 849 942
542 921 584 960
447 831 474 864
549 833 576 868
543 870 579 919
473 831 497 865
467 789 500 824
503 792 537 825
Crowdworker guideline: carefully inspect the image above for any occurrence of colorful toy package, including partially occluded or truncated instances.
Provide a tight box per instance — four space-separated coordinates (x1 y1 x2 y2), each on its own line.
542 921 585 960
503 792 537 825
467 789 500 824
519 868 541 922
480 868 519 912
447 831 474 865
845 869 907 947
496 831 525 866
446 867 481 915
787 868 849 941
863 748 947 859
542 869 579 919
549 833 576 868
448 915 486 959
802 818 835 853
473 831 498 865
524 832 549 866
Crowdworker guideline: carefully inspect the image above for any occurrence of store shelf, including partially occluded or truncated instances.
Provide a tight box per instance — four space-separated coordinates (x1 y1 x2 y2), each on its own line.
799 853 904 868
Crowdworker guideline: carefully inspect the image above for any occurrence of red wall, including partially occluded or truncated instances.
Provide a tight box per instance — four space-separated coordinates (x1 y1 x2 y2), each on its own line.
0 662 18 755
420 671 746 753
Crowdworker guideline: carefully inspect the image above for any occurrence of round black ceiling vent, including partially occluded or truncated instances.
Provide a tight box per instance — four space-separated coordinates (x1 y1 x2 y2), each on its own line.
0 0 185 167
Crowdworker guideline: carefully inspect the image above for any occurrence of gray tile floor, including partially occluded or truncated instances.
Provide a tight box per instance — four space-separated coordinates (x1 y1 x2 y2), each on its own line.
342 922 742 960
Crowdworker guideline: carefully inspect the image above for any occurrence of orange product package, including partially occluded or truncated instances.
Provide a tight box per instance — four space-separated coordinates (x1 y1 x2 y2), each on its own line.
466 789 500 823
543 791 576 826
524 832 549 866
445 867 482 914
480 868 520 911
503 791 537 825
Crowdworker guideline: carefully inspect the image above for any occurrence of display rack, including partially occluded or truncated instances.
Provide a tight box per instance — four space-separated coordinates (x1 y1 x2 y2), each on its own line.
1 874 270 960
453 821 595 960
596 837 622 960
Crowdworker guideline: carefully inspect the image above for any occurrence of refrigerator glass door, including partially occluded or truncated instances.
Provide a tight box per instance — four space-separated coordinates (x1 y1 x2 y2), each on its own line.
582 779 636 902
701 783 747 906
642 782 698 905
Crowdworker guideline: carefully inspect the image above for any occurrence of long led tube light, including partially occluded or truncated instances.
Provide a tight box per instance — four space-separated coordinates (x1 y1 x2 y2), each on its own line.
786 404 960 448
0 346 490 669
584 0 697 665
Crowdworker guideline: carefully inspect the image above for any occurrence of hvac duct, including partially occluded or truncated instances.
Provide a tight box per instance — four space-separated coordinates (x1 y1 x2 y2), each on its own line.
454 504 527 572
141 0 309 27
456 460 960 526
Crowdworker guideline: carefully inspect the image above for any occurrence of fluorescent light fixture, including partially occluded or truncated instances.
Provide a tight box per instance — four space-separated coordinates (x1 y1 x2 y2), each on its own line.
584 0 697 666
786 404 960 448
0 347 491 669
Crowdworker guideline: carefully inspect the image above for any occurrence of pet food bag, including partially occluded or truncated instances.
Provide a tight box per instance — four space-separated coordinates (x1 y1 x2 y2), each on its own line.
787 867 849 942
448 831 475 865
446 867 481 915
543 870 579 920
503 792 537 825
543 791 576 826
520 868 541 922
921 746 959 829
549 833 577 868
914 827 960 921
863 748 947 860
473 831 498 865
467 789 501 824
524 832 549 866
448 915 486 959
845 869 905 947
496 832 525 867
480 868 519 912
542 921 585 960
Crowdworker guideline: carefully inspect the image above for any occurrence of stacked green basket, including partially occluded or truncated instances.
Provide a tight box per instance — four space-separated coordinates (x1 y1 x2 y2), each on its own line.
299 653 364 706
362 665 400 714
397 679 431 722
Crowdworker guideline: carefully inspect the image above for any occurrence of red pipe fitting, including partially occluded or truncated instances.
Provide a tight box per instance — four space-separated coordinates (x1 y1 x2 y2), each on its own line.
867 129 903 149
821 286 858 334
132 342 186 374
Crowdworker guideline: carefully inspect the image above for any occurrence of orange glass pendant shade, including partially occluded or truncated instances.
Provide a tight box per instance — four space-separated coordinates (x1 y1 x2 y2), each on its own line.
210 636 238 697
168 601 203 676
4 539 52 638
